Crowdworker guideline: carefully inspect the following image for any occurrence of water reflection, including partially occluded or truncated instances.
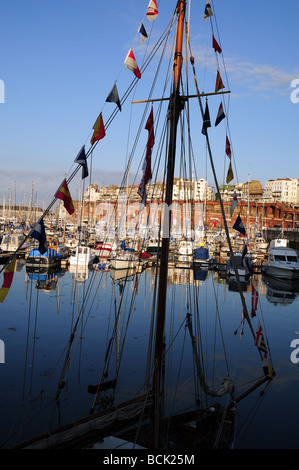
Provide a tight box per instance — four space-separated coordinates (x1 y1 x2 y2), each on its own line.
262 274 299 306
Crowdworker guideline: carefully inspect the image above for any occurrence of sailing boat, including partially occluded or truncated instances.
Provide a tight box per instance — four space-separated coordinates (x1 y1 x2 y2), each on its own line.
9 0 274 450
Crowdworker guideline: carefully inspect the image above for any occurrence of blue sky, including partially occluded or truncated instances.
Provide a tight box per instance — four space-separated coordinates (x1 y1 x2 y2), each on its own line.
0 0 298 208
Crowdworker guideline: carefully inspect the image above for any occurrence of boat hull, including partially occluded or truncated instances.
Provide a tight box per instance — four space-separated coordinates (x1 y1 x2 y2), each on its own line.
262 265 299 280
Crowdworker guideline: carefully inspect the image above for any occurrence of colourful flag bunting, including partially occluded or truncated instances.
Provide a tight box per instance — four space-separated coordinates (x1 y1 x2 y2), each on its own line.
31 218 48 254
225 136 231 159
226 161 234 184
201 101 211 135
215 70 225 92
212 35 222 54
138 107 154 204
233 214 246 236
0 258 16 303
74 145 88 179
146 0 158 22
230 191 238 216
124 49 141 79
55 178 75 215
251 284 259 318
138 23 148 45
90 113 106 146
204 0 213 20
106 83 121 112
215 102 225 126
254 321 267 353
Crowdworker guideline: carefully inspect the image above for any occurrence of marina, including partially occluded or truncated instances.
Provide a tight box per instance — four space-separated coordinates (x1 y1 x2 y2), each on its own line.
0 248 299 449
1 0 299 453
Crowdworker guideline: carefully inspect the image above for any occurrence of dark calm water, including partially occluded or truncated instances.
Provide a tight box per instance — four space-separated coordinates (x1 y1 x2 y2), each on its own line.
1 258 299 449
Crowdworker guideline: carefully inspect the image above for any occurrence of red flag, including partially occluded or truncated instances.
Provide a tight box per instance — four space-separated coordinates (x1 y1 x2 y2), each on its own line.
55 179 75 215
212 35 222 54
90 113 106 146
215 70 225 92
225 136 231 159
124 49 141 79
138 107 154 204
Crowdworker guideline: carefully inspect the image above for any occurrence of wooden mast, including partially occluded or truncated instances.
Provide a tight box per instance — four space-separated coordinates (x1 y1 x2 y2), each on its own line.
151 0 186 448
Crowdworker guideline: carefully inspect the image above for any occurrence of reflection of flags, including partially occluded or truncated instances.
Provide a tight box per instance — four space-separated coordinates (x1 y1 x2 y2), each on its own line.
201 101 211 135
226 161 234 184
91 113 106 146
215 70 225 92
230 191 238 216
215 102 225 126
0 258 16 303
138 107 154 204
233 215 246 235
262 353 273 378
31 218 48 254
74 145 88 179
204 0 213 20
106 83 121 112
124 49 141 79
242 242 248 259
225 136 231 158
251 284 259 318
138 23 148 45
255 322 267 353
146 0 158 21
212 35 222 53
55 179 75 215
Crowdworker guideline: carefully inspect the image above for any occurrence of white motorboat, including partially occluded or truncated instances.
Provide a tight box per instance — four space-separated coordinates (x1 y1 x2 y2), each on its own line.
0 232 29 254
69 245 97 267
110 251 139 270
262 244 299 280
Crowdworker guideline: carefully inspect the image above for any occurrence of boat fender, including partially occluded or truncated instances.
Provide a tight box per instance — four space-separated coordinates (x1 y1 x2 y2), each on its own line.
216 377 234 396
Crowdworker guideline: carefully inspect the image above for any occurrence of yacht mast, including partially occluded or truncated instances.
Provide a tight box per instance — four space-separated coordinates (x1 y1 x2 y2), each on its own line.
151 0 186 448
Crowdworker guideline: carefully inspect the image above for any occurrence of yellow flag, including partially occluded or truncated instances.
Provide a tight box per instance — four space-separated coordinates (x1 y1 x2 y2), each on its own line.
226 162 234 184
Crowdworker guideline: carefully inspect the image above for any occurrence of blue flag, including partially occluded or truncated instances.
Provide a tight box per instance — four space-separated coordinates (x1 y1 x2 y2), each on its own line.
106 83 121 112
138 22 148 45
233 215 246 236
31 218 47 254
201 101 211 135
74 145 88 179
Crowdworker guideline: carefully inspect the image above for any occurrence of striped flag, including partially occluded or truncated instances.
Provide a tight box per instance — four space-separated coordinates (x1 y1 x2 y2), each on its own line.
0 258 16 303
254 322 267 353
31 218 48 254
74 145 88 179
55 179 75 215
138 23 148 45
146 0 158 22
215 70 225 92
124 49 141 79
215 102 225 126
204 0 213 20
90 113 106 146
